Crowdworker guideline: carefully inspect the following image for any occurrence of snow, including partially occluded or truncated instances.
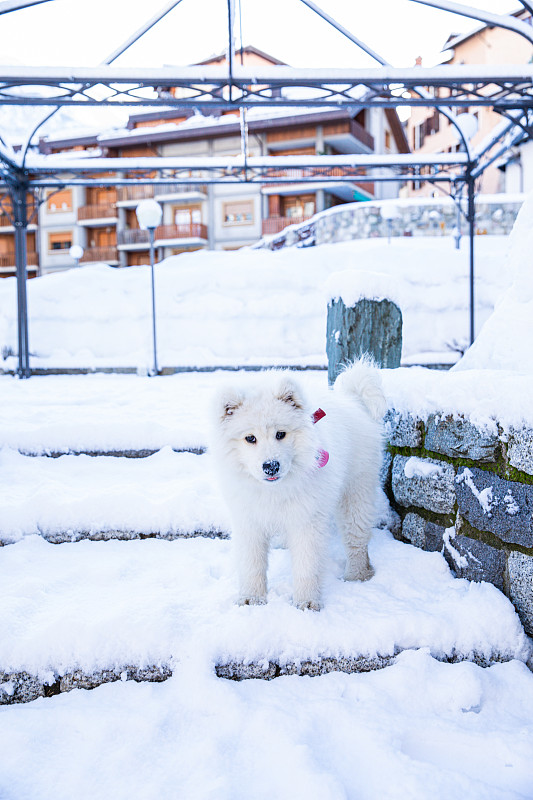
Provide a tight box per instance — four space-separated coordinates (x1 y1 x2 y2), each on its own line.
2 198 533 798
0 649 531 800
0 236 511 371
454 190 533 372
324 269 403 307
0 447 229 543
0 371 532 798
404 456 444 479
2 531 529 678
457 468 495 516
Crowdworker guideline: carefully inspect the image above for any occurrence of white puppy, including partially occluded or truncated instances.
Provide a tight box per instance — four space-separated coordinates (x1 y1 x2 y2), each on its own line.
210 360 386 610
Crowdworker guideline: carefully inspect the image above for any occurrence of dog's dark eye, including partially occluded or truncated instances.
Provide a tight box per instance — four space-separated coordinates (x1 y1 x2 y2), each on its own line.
245 435 257 444
276 431 286 440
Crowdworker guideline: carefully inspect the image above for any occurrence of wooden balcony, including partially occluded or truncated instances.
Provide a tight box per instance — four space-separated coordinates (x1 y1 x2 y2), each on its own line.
77 204 118 222
154 183 207 198
117 184 208 205
116 186 155 203
79 246 119 264
0 251 38 271
350 118 374 151
262 216 311 236
117 223 208 247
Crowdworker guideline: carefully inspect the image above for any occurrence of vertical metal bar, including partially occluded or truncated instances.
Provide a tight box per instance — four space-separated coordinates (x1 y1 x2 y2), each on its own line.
149 227 159 375
467 170 476 346
227 0 235 103
12 181 30 378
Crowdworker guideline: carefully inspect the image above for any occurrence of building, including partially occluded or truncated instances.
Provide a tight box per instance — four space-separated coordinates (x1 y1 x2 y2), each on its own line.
404 9 533 197
0 47 409 277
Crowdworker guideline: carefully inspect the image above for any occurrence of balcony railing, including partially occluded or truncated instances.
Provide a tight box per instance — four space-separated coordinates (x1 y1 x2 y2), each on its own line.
116 186 155 203
118 223 208 246
117 184 208 203
154 183 207 197
79 246 119 264
262 216 311 236
350 118 374 151
0 251 39 268
156 223 208 240
77 204 117 221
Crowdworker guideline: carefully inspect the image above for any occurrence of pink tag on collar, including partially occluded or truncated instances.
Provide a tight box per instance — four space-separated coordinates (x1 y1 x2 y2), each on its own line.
312 408 326 424
316 448 329 468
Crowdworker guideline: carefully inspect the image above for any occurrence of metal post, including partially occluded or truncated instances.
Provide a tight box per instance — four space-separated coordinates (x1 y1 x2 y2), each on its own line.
466 170 476 346
148 227 159 375
12 181 30 378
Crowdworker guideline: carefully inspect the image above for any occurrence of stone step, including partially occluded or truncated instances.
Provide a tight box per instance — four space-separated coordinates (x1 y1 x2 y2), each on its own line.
1 534 529 706
4 649 519 706
1 665 172 706
0 447 229 545
19 446 206 459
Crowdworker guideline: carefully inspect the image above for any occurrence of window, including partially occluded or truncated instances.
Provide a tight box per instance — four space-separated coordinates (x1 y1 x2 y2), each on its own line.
281 195 315 219
47 189 73 213
174 206 201 226
222 200 254 225
48 231 73 252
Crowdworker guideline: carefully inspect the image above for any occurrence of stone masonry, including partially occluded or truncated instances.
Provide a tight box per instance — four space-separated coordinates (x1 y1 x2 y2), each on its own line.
383 409 533 638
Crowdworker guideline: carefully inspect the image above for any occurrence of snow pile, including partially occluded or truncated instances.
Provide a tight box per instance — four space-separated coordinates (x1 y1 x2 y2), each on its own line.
455 190 533 371
1 649 532 800
0 237 510 369
324 269 403 307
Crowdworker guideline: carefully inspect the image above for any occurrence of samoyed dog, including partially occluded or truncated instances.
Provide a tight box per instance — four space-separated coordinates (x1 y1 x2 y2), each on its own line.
210 360 386 611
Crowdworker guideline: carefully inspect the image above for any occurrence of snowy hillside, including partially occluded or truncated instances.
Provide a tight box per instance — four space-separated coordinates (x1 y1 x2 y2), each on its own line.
0 236 510 371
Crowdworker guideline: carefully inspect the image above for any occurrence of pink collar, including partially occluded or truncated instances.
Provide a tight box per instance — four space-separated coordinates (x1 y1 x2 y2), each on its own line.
312 408 329 468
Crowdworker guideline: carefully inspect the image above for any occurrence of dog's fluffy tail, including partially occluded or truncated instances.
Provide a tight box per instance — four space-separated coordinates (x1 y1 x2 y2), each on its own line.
333 358 387 421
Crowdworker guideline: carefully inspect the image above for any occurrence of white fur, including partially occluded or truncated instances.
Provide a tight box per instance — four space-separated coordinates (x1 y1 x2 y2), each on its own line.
210 361 385 611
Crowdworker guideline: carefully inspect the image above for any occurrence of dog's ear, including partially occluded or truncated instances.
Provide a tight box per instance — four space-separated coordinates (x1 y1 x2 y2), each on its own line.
215 388 245 422
275 375 305 411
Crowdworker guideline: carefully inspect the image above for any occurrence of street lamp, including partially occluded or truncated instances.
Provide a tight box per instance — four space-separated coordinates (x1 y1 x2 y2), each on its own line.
69 244 84 268
136 199 162 376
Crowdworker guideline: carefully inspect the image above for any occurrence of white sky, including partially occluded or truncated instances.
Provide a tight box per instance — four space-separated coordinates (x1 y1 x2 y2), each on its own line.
0 0 521 70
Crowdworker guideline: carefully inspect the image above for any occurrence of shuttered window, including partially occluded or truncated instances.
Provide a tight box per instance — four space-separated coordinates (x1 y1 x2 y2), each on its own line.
222 200 254 225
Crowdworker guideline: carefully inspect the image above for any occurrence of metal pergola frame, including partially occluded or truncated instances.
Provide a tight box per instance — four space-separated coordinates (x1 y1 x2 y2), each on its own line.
1 0 532 377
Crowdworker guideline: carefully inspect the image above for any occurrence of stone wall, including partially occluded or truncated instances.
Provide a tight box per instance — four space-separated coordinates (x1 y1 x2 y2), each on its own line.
258 196 524 251
383 409 533 637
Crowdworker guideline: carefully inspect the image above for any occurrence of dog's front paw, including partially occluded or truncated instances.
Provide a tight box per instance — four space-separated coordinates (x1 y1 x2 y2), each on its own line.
295 599 322 612
237 595 267 606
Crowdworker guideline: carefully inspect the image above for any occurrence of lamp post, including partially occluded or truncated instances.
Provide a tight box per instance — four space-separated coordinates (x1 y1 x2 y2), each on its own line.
136 199 162 376
69 244 84 268
452 113 479 346
380 203 400 244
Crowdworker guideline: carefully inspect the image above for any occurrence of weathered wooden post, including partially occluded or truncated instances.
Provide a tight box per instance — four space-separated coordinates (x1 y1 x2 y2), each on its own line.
326 274 403 385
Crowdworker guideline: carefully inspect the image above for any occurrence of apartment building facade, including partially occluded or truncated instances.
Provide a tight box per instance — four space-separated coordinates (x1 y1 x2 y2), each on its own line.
0 47 409 277
404 9 533 198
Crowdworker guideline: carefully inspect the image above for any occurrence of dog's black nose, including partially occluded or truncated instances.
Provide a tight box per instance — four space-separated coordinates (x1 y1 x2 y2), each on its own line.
263 460 280 477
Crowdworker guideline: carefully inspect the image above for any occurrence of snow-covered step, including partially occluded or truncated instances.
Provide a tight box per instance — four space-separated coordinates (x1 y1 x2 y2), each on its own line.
0 372 327 457
20 446 206 458
0 447 229 545
1 533 530 705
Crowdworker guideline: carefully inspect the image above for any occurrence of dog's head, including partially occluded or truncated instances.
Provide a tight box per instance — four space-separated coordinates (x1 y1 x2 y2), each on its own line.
212 373 316 485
